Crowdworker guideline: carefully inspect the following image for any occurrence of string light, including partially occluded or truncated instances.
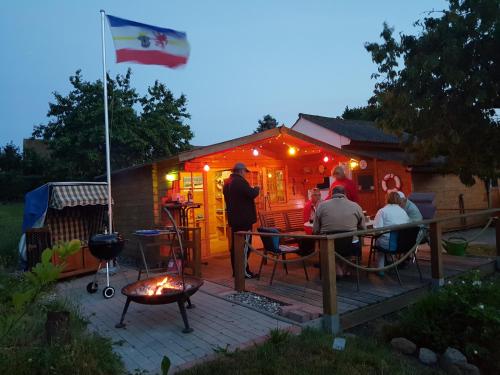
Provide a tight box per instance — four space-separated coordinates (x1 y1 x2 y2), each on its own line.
166 173 176 182
323 156 329 163
288 147 297 156
252 148 259 156
349 159 359 169
203 164 210 172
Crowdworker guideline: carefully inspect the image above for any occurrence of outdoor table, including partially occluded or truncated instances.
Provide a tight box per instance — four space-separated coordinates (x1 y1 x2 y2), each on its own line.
163 202 201 227
133 229 179 279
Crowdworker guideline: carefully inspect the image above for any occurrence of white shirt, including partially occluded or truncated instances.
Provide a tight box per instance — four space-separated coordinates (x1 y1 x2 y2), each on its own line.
373 204 410 249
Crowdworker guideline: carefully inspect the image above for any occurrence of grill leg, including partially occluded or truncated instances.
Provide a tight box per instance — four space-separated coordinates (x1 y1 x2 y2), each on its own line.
186 297 195 309
115 297 131 329
178 299 193 333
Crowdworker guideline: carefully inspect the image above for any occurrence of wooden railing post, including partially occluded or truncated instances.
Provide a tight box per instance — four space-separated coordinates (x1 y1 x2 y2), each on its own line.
234 232 246 292
320 238 340 335
495 217 500 271
193 227 202 278
429 222 444 288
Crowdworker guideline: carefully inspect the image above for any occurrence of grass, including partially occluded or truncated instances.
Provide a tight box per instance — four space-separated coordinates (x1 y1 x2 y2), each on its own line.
178 328 442 375
0 271 125 375
0 202 24 268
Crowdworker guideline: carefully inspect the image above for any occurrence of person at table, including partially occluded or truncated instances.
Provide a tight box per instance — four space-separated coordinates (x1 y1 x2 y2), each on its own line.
303 188 322 235
223 162 260 279
397 191 423 222
326 166 359 203
313 185 366 277
373 191 410 275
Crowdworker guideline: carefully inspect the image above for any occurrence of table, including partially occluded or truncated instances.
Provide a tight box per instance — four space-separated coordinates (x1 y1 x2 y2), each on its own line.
163 202 202 227
133 229 178 279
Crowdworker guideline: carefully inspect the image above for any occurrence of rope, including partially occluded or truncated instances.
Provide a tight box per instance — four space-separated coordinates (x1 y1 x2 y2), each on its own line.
444 217 495 244
244 235 422 273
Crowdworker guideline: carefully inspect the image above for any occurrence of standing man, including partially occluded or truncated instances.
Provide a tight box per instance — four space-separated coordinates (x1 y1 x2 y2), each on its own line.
327 166 359 203
223 162 260 278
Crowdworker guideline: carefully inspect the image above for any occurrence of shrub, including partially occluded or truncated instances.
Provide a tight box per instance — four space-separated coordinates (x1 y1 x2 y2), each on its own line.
386 271 500 374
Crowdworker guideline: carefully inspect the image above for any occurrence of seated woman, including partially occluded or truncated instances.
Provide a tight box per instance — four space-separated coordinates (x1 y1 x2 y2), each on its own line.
373 191 410 275
303 188 322 235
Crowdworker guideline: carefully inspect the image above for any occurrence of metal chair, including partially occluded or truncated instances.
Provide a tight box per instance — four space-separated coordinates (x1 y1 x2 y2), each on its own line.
368 226 422 285
321 231 361 291
257 227 309 285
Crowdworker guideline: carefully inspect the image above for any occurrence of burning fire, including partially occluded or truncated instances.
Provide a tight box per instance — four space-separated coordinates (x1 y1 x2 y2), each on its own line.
146 276 180 296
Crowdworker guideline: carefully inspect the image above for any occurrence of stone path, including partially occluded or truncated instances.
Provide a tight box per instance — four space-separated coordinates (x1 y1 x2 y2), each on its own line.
57 268 295 374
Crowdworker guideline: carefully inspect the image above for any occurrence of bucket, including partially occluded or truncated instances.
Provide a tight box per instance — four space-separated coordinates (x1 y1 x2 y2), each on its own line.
442 237 468 256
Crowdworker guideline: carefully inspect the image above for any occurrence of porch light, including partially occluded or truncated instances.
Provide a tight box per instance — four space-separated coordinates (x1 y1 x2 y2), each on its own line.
323 156 329 163
165 173 177 182
268 172 273 178
252 148 259 156
288 146 297 156
203 164 210 172
349 159 359 169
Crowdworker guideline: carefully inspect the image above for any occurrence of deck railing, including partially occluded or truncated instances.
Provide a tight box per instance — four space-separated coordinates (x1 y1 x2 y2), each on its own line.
234 208 500 334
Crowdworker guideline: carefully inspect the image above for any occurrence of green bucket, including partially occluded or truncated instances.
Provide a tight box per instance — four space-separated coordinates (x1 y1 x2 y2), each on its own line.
442 237 468 256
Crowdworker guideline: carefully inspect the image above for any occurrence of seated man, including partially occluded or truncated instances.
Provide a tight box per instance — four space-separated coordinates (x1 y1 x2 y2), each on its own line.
397 191 423 222
313 185 366 277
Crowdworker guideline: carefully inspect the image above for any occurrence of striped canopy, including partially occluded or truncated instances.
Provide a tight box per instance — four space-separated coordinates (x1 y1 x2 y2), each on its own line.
49 183 111 210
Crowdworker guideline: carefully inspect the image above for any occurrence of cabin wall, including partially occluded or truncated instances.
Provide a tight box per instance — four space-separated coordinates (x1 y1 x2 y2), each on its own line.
111 166 154 257
412 173 490 230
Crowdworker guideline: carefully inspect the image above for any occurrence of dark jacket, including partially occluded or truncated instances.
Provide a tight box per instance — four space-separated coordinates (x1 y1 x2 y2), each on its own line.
223 173 260 229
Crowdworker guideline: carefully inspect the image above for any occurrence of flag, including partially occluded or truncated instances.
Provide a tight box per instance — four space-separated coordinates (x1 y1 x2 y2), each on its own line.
106 15 190 68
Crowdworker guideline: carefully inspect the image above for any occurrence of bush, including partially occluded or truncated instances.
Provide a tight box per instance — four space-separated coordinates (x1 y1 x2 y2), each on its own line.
0 202 24 268
385 271 500 374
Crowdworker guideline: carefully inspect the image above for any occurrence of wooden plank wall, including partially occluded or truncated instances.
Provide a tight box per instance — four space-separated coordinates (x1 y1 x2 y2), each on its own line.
111 166 155 257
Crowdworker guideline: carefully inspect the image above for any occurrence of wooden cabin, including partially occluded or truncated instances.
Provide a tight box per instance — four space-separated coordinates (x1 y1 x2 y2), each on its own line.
110 126 416 259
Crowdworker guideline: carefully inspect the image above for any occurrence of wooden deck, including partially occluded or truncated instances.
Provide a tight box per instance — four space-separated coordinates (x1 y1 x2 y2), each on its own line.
201 244 496 329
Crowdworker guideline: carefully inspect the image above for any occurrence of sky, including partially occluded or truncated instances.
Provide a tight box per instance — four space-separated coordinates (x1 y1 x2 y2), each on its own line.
0 0 447 149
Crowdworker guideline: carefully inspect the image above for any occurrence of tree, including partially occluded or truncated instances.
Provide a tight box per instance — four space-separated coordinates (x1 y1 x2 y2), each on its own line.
342 105 381 122
0 142 22 172
254 114 279 133
365 0 500 185
33 69 193 180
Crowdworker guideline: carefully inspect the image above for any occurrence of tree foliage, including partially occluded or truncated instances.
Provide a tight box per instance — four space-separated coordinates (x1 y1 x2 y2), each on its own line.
254 114 279 133
33 69 193 180
342 105 381 122
365 0 500 185
0 142 22 172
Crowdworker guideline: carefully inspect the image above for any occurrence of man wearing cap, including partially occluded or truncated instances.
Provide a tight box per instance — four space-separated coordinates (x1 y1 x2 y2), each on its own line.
397 191 423 222
223 162 260 278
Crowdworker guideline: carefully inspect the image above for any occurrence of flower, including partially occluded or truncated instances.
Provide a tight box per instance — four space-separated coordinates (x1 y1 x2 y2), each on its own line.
474 350 478 355
472 280 482 286
478 304 485 309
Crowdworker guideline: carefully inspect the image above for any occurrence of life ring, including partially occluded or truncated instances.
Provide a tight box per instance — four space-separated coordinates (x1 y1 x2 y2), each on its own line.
381 173 401 192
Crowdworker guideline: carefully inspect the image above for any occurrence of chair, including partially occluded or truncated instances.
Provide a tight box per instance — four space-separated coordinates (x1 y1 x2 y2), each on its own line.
257 227 309 285
368 227 422 286
322 231 361 291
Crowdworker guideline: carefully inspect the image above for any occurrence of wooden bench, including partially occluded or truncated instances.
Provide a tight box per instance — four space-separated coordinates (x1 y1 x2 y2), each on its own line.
259 208 304 233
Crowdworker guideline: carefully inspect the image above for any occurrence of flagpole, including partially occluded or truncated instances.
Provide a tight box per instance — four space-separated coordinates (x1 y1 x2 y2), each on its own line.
100 9 113 233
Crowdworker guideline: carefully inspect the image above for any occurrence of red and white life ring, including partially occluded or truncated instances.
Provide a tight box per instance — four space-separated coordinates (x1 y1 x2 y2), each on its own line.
381 173 401 192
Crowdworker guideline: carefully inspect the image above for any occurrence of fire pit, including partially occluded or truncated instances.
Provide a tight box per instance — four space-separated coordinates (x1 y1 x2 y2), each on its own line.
115 274 203 333
115 205 203 333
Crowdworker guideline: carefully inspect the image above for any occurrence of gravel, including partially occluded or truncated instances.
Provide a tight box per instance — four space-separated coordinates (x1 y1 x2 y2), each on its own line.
226 292 286 315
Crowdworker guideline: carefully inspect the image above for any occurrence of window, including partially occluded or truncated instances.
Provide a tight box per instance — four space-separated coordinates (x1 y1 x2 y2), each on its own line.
267 168 286 203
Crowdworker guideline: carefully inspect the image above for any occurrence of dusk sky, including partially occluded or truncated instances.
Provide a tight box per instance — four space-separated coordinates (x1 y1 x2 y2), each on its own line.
0 0 447 149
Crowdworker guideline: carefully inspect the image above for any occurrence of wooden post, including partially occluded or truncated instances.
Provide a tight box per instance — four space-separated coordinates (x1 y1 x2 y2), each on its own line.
193 227 202 278
429 222 444 288
234 232 246 292
320 238 340 335
495 217 500 271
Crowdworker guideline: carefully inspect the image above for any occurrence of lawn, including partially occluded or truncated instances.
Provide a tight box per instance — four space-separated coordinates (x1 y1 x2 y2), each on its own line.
0 202 23 268
179 328 441 375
